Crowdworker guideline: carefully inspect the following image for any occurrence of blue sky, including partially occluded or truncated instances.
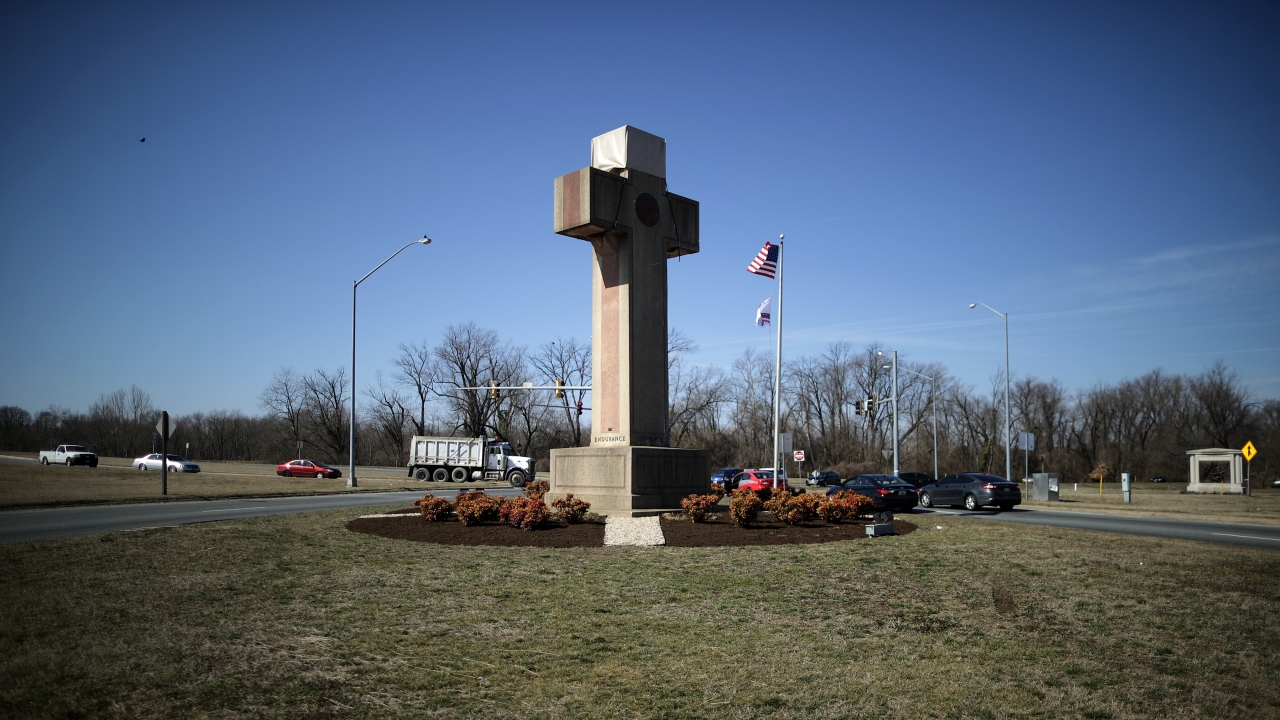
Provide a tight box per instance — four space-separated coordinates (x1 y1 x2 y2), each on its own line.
2 0 1277 416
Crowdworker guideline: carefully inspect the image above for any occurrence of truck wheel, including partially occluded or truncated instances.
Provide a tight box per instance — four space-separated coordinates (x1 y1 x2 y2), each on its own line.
41 457 49 465
432 467 448 483
507 469 528 488
414 468 428 481
450 467 468 483
66 458 74 467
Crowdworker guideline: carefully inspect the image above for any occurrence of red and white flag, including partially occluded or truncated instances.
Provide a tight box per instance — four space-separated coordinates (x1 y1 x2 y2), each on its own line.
755 297 771 326
747 241 779 279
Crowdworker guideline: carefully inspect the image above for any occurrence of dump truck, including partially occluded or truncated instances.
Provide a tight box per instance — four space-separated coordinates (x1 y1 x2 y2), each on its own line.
407 435 535 487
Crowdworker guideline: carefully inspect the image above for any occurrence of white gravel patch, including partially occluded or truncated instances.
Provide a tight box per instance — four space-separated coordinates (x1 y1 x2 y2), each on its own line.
355 513 419 519
603 515 666 546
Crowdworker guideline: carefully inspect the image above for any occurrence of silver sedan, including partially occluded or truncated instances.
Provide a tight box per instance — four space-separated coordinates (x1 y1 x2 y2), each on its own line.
132 454 201 473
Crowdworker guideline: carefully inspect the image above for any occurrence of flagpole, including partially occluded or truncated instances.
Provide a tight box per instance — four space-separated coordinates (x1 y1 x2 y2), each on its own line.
772 235 784 488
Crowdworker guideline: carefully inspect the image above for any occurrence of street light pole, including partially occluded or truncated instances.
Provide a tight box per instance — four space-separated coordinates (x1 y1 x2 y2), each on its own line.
970 302 1011 482
878 350 899 476
349 236 431 488
900 367 939 481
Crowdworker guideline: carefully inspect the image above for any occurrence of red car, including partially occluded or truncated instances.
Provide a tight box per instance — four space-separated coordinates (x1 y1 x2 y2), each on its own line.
733 470 790 493
277 459 342 479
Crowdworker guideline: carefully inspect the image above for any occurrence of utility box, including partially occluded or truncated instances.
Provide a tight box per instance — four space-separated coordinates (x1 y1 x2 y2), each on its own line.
1122 472 1132 503
1032 473 1060 502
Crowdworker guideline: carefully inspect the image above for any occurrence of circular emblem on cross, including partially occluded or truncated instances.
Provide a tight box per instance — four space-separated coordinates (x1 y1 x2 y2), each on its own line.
635 193 659 227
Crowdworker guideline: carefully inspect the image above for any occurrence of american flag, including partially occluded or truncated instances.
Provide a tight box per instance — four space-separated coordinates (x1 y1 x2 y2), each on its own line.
747 241 778 279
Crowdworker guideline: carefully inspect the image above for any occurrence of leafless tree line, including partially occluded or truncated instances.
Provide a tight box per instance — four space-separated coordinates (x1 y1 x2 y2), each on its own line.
2 328 1276 482
671 343 1278 483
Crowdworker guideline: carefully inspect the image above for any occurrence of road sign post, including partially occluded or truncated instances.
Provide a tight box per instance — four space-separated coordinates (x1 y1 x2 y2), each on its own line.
155 412 176 496
1243 441 1257 496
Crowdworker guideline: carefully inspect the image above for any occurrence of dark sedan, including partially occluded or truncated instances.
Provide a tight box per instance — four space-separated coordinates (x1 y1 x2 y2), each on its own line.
711 467 744 489
919 473 1021 511
826 474 918 512
807 470 842 486
896 472 934 488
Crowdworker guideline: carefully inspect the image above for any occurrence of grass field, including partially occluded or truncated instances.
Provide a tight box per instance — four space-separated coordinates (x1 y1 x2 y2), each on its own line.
2 504 1277 718
0 454 512 508
1019 481 1280 524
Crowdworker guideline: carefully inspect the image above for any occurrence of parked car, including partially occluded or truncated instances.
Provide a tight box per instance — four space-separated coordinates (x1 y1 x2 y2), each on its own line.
806 470 842 486
1271 478 1280 488
277 459 342 479
133 454 201 473
826 474 918 512
711 467 744 489
896 472 934 488
733 470 791 493
1149 475 1168 483
918 473 1021 511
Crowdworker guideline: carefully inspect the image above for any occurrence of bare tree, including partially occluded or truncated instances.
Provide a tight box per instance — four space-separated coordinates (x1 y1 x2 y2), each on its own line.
365 371 412 466
433 323 525 438
302 367 350 459
1188 360 1253 448
530 337 591 447
392 339 435 435
668 330 730 448
259 368 307 456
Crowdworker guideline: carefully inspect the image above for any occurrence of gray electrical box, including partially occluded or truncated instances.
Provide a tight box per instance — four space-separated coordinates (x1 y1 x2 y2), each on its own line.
1032 473 1060 501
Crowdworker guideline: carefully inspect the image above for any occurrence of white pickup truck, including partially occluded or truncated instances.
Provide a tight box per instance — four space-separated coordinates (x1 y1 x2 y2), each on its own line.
39 445 99 467
407 435 535 487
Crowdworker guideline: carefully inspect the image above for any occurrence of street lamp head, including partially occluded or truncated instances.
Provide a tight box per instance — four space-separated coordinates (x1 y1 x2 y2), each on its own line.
418 236 432 245
969 303 977 308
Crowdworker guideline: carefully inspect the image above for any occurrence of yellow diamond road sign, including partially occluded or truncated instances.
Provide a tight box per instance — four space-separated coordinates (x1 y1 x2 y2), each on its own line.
1242 441 1257 462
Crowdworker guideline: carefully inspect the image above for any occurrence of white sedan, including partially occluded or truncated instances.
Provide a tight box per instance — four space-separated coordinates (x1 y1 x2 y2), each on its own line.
133 454 201 473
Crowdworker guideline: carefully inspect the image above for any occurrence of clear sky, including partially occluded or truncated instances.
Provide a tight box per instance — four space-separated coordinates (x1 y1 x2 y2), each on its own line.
2 1 1277 416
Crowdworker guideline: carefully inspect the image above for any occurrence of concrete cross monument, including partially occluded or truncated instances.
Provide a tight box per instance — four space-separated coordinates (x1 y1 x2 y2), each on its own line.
549 126 710 514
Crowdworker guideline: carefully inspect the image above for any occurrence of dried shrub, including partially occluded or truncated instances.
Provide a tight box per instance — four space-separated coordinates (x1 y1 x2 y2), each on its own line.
754 486 773 504
681 493 720 523
729 489 763 527
826 489 874 520
499 495 550 531
525 479 550 500
709 483 727 499
767 491 821 525
550 493 591 524
412 493 452 522
455 489 504 526
1089 462 1114 483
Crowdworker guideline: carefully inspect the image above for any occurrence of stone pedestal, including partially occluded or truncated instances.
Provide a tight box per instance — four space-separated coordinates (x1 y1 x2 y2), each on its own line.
551 445 710 515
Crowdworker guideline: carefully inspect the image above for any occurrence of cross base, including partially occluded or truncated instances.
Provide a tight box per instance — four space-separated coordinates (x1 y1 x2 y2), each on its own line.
550 445 711 515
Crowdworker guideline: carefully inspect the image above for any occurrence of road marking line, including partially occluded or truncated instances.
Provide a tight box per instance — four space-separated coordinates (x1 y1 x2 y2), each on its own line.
201 506 266 513
1212 533 1280 542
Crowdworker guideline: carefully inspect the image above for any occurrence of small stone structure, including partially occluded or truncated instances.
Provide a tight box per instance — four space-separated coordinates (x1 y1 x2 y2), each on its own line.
549 126 710 514
1185 448 1244 494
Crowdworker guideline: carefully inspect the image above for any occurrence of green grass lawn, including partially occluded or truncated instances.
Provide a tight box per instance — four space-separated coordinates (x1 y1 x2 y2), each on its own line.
2 506 1277 719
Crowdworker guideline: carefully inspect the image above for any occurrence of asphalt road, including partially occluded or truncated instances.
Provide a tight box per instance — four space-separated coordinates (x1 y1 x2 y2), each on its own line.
3 491 1279 549
0 488 521 545
915 506 1280 551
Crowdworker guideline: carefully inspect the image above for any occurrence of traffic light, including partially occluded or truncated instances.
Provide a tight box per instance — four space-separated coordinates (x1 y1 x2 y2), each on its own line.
867 396 876 413
855 400 864 416
576 401 583 417
555 380 564 399
489 382 499 400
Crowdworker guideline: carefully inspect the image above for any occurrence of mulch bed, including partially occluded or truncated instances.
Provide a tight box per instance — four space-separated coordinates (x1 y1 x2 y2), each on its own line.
347 508 917 548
